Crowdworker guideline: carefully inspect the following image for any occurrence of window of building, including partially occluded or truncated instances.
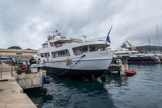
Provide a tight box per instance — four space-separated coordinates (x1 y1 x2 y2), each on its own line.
16 53 22 55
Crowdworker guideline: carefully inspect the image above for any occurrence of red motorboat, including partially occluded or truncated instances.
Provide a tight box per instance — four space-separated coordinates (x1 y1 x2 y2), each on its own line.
125 71 136 75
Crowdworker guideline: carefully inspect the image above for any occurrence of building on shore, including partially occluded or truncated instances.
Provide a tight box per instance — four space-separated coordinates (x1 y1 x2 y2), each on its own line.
0 46 37 62
136 45 162 53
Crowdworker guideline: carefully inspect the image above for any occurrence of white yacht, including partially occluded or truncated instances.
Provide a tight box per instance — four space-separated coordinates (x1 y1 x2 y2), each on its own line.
114 48 139 57
114 48 161 64
37 30 113 79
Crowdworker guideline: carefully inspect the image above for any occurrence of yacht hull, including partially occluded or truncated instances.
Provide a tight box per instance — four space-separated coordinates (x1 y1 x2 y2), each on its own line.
40 50 113 79
121 56 161 64
43 67 105 79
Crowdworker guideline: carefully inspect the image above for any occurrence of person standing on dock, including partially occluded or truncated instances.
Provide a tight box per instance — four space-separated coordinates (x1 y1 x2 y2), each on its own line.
29 57 34 66
37 58 41 72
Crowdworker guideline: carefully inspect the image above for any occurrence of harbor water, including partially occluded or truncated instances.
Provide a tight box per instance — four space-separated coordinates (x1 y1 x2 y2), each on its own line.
25 65 162 108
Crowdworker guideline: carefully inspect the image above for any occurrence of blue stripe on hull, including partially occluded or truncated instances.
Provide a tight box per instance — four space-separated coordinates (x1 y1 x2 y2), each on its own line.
42 67 105 79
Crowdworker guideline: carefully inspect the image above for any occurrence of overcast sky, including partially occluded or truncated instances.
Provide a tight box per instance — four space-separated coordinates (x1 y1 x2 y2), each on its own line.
0 0 162 49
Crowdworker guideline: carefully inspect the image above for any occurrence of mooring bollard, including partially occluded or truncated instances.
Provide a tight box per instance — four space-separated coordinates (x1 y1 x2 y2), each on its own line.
118 70 120 75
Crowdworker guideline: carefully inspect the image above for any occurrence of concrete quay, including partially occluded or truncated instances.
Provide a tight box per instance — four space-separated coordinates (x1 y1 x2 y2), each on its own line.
0 64 37 108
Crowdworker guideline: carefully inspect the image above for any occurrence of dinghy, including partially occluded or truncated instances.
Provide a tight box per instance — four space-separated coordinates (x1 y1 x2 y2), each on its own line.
125 71 136 75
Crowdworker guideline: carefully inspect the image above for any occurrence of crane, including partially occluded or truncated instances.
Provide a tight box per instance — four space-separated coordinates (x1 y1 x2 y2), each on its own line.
126 40 136 51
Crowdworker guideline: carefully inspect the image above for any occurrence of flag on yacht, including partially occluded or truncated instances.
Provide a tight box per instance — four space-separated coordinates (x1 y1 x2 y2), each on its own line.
106 25 113 43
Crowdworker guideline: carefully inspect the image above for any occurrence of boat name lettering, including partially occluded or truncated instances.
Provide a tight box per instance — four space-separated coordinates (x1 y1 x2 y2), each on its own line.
100 52 109 55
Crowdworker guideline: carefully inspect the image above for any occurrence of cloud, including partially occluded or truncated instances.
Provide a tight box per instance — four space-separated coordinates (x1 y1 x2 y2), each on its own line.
0 0 162 49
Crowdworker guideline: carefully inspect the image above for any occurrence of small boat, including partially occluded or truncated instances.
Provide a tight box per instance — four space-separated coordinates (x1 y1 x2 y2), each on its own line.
125 71 136 75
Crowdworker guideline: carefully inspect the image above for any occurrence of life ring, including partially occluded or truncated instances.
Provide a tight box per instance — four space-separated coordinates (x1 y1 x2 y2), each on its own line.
66 58 70 66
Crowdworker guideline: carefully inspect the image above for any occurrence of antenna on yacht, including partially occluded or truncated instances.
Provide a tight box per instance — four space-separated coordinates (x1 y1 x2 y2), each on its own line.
148 36 150 53
55 30 61 36
156 25 159 51
52 28 55 36
83 36 87 42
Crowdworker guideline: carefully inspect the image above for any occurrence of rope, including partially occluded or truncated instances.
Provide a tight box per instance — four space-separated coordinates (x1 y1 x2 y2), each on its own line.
50 54 86 77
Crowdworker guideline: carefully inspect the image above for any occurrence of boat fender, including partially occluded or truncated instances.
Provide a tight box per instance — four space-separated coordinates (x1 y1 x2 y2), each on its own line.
66 58 70 66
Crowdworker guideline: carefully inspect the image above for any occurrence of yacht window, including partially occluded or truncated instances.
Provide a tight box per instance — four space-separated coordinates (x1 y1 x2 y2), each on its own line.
73 45 107 55
40 53 50 57
55 43 62 48
51 50 70 58
50 42 55 47
42 43 48 48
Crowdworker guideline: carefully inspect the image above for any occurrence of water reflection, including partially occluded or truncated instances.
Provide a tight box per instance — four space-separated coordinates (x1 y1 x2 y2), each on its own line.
105 65 162 108
24 88 53 108
103 74 129 87
26 77 117 108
